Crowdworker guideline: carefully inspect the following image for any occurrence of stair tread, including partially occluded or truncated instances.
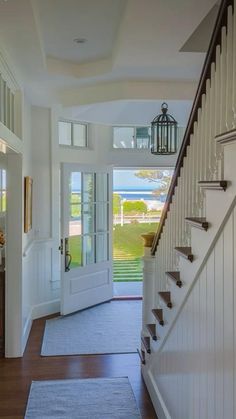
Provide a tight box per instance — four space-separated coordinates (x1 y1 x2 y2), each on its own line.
166 271 180 280
141 336 151 353
146 324 158 341
185 217 209 231
152 308 164 326
198 180 228 191
175 246 194 262
159 291 173 308
166 271 182 287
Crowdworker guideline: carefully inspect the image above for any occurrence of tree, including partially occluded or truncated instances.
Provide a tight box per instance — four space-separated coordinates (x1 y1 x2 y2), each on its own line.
113 193 121 215
123 200 147 215
135 170 173 197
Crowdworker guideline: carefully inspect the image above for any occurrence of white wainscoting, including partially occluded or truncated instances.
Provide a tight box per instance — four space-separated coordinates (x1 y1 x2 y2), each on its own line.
151 205 236 419
22 238 60 352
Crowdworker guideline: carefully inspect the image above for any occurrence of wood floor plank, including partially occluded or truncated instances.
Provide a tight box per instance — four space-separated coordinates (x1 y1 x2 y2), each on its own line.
0 314 157 418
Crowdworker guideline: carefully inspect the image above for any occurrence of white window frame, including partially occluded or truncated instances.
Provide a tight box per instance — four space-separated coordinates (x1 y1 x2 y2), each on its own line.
59 119 88 149
0 168 6 215
112 126 151 150
112 125 185 151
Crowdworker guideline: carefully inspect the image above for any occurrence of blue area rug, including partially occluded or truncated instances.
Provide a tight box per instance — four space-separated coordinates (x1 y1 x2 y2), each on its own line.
41 300 142 356
25 377 141 418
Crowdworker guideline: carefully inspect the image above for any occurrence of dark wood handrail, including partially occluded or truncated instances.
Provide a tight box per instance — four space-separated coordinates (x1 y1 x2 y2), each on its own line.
151 0 234 255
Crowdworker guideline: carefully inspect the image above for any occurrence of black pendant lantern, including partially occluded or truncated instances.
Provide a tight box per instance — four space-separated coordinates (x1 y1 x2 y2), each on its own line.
151 102 178 155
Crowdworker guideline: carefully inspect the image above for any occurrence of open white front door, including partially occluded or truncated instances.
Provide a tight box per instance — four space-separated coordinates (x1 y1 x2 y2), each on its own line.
61 163 113 315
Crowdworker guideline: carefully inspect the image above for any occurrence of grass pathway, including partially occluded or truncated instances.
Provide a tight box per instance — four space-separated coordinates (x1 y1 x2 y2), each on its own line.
113 223 157 282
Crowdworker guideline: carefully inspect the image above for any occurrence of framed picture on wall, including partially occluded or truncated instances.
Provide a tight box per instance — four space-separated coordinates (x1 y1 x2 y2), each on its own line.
24 176 33 233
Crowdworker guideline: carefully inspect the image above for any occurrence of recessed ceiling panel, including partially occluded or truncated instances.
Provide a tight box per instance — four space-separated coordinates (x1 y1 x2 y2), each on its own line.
36 0 126 63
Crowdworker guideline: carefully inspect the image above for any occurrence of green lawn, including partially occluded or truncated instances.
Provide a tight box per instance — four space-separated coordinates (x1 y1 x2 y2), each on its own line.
69 236 82 268
68 222 158 269
113 222 158 259
70 193 81 218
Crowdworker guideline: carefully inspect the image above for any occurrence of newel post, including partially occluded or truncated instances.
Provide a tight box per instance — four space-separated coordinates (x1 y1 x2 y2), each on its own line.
141 232 156 333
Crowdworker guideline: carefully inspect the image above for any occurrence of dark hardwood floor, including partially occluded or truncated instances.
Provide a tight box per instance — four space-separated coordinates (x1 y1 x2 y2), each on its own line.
0 314 157 418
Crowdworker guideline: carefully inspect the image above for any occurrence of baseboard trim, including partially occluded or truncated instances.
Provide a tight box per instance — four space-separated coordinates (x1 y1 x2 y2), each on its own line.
22 309 33 354
142 367 171 419
21 300 60 357
32 299 60 320
112 296 142 301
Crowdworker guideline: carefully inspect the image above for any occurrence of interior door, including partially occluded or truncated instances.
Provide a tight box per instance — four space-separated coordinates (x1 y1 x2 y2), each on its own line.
61 163 113 315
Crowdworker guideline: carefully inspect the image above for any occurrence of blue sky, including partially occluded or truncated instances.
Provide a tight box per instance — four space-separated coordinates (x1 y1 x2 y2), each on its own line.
71 170 167 191
113 170 162 190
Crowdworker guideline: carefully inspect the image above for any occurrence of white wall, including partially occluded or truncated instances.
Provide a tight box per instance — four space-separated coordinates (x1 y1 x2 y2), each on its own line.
58 123 179 168
21 105 60 351
152 203 236 419
22 97 34 347
31 107 51 239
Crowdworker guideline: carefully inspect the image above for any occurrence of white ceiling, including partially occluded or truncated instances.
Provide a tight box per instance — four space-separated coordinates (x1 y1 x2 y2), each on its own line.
37 0 126 63
0 0 219 125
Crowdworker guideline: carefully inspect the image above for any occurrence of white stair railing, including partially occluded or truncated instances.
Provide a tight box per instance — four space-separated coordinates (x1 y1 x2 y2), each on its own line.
152 1 235 301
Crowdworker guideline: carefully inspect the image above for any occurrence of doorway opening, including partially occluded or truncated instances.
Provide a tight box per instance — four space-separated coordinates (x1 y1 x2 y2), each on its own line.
113 169 173 298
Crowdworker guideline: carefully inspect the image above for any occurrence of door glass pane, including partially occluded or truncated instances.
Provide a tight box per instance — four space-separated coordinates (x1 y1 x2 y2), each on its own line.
83 235 94 265
97 203 108 233
69 172 82 268
70 172 81 218
66 169 110 269
59 121 72 145
96 173 108 202
69 235 82 268
83 204 94 234
83 173 94 203
96 233 108 262
73 123 87 147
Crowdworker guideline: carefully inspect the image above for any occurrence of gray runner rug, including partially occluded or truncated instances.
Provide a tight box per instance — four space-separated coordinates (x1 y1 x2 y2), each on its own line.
41 300 142 356
25 377 141 418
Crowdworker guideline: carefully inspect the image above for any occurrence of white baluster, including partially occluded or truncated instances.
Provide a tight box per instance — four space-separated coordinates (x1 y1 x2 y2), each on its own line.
191 122 198 215
214 45 221 179
209 62 216 178
218 26 227 178
196 107 202 213
205 79 211 182
226 6 233 130
233 1 236 125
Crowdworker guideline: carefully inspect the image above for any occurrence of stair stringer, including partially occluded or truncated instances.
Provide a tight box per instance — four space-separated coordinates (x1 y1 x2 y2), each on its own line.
141 139 236 417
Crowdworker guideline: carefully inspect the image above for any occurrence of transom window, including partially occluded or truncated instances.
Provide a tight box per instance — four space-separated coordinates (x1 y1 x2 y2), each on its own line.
113 126 151 149
59 120 88 148
113 126 185 150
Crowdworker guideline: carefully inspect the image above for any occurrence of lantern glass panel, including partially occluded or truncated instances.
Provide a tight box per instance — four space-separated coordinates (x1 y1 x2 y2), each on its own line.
151 103 178 155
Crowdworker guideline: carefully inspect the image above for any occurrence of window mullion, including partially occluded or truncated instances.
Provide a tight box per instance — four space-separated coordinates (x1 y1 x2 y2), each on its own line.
71 122 74 146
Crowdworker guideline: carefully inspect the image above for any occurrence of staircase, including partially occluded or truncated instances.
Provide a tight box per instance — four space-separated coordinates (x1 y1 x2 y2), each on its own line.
113 259 143 282
113 249 143 282
139 1 236 418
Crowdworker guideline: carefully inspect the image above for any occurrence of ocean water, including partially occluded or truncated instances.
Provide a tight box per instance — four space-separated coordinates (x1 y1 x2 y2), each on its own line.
71 189 167 202
114 190 166 202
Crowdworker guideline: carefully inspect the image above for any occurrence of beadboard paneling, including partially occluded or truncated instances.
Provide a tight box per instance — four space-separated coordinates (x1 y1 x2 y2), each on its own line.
22 238 60 346
152 206 236 419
